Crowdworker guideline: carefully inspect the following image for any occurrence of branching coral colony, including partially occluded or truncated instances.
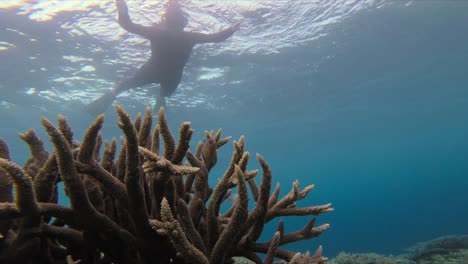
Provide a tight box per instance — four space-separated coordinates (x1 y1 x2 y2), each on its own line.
0 106 333 264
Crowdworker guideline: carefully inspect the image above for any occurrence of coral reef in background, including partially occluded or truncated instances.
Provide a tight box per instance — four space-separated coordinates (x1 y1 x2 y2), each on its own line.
329 235 468 264
329 252 412 264
404 235 468 263
0 106 333 264
414 249 468 264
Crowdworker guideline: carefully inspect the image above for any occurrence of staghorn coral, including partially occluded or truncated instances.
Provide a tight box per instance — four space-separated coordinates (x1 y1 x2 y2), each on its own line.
0 106 333 264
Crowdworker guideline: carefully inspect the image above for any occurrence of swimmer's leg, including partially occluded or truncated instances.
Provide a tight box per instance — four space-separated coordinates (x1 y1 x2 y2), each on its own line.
84 81 129 116
154 79 179 111
84 63 154 116
154 92 167 112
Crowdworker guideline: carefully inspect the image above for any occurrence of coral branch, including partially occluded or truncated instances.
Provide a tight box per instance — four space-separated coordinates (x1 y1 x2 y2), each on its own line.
210 165 249 263
115 105 152 238
138 107 153 148
159 198 209 264
0 105 331 264
33 153 58 203
0 159 40 217
172 122 193 164
157 107 175 160
264 231 280 264
18 129 49 178
78 114 104 164
41 117 138 251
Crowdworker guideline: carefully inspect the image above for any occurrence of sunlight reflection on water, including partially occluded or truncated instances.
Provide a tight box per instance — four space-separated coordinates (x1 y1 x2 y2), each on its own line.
0 0 393 110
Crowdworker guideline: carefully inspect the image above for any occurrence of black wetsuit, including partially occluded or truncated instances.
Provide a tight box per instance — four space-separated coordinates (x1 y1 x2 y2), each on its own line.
115 10 237 97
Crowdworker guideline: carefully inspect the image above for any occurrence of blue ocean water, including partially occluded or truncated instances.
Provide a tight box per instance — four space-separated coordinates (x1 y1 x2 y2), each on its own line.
1 0 467 260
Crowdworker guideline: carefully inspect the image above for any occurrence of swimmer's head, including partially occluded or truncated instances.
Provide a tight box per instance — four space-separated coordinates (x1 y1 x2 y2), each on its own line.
161 0 188 30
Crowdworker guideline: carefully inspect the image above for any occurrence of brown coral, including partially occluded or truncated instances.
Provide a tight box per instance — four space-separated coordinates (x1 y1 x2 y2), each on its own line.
0 106 333 264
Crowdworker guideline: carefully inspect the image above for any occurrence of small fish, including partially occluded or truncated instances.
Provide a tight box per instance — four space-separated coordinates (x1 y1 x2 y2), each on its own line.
201 132 217 170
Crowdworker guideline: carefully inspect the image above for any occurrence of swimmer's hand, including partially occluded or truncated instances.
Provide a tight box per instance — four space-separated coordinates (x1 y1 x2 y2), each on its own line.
115 0 129 14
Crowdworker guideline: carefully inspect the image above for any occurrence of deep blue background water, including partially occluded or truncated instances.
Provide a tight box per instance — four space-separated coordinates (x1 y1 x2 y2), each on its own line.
1 0 467 259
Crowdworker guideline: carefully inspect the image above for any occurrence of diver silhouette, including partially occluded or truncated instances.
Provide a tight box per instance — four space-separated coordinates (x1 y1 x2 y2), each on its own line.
85 0 240 115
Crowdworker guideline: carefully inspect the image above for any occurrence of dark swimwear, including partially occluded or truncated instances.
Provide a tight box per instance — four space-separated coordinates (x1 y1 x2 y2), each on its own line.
115 10 236 97
84 4 237 115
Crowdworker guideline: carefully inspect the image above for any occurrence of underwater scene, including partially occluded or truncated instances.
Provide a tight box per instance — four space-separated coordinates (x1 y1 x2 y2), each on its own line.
0 0 467 263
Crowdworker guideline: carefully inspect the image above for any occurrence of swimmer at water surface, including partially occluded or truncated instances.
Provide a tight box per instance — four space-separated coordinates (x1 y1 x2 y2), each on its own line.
85 0 240 115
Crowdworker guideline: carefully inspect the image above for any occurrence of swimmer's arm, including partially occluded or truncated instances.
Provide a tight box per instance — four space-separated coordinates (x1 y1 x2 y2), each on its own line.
190 23 240 44
116 0 157 38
